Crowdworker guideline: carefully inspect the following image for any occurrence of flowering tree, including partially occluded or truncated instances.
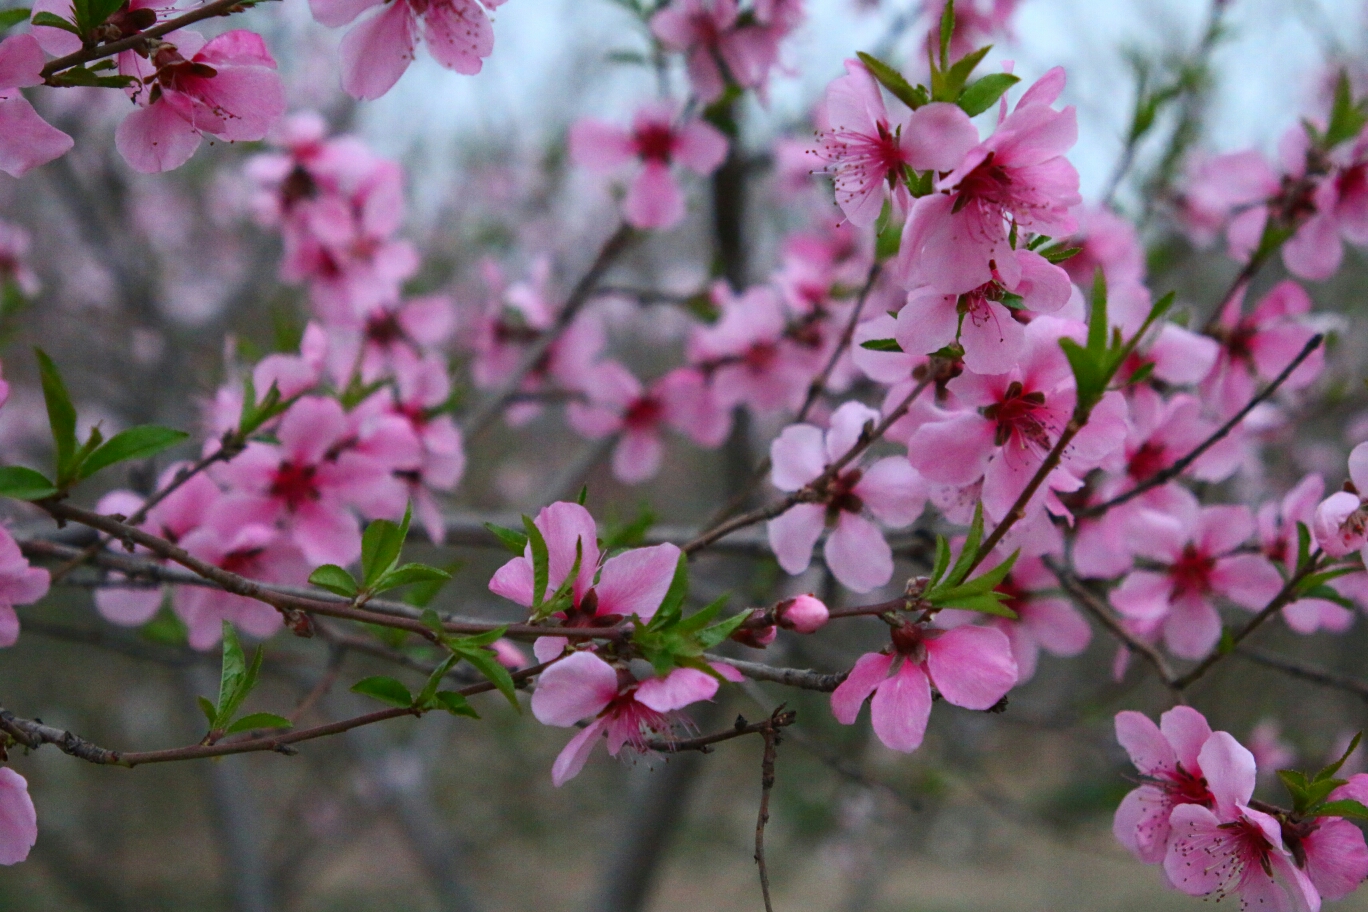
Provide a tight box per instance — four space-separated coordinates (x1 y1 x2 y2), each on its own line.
2 0 1368 908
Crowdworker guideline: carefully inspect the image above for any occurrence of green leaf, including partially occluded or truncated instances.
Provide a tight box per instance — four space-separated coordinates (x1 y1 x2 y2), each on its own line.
308 564 358 598
29 9 77 32
602 505 656 550
451 626 507 650
403 563 459 608
455 644 519 710
197 695 218 728
696 609 751 650
374 563 452 593
484 522 529 555
523 515 550 609
360 504 410 589
416 654 460 708
1037 244 1083 264
0 8 33 30
1296 567 1361 596
941 45 993 102
1318 732 1362 781
944 502 984 588
432 691 480 718
855 52 926 111
351 676 414 708
46 65 136 89
0 466 57 500
576 484 589 506
77 425 189 480
929 535 951 587
1325 72 1368 149
213 622 259 728
931 592 1018 618
1296 522 1313 574
1314 799 1368 820
1087 269 1109 354
859 338 904 352
938 0 954 69
83 0 122 29
935 550 1019 601
653 552 690 628
35 348 77 480
225 713 293 735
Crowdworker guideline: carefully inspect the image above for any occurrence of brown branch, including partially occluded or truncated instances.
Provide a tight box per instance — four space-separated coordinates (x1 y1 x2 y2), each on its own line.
40 0 265 79
1079 334 1324 519
31 504 632 643
755 709 783 912
48 436 239 584
462 223 635 438
644 708 795 755
1235 646 1368 702
716 656 848 692
682 377 932 555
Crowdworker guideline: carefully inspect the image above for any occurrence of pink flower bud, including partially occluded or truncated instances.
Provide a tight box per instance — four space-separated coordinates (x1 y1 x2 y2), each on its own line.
732 612 777 648
777 595 829 633
492 638 526 670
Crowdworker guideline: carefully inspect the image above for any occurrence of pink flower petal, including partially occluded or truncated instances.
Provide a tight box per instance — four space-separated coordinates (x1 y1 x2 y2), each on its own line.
830 650 894 725
766 502 825 575
531 651 618 726
869 659 932 752
594 543 681 621
551 717 606 787
635 666 719 713
924 624 1018 710
0 768 37 865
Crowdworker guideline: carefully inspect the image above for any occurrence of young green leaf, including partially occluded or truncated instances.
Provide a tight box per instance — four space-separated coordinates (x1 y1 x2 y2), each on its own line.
403 561 460 608
938 0 954 69
859 338 904 352
0 466 58 500
77 425 190 480
308 564 358 598
943 502 984 588
941 45 992 100
696 609 752 650
432 691 480 718
1314 799 1368 820
523 515 550 609
197 695 218 728
224 713 293 735
1325 72 1368 149
455 644 519 710
0 8 33 31
374 563 453 593
484 522 529 555
416 654 460 708
929 534 951 587
653 552 690 628
29 10 77 32
1318 732 1362 781
360 504 411 589
957 72 1019 115
855 51 926 111
576 484 589 506
351 676 415 708
214 621 250 724
35 348 77 478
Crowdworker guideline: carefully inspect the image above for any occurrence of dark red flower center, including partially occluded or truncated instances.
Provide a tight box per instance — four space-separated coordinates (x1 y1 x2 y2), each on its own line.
1127 441 1168 481
1169 544 1215 597
270 461 318 511
623 395 664 431
633 123 677 163
983 380 1051 449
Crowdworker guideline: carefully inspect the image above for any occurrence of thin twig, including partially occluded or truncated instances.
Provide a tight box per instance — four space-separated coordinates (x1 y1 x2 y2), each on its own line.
716 656 848 692
1235 646 1368 702
462 224 635 438
643 708 796 754
755 709 783 912
1079 334 1324 519
40 0 264 78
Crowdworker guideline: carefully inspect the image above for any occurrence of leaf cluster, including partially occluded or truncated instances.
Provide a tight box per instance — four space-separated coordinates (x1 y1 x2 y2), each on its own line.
630 553 750 677
921 504 1019 618
197 622 292 738
308 505 452 604
1278 733 1368 821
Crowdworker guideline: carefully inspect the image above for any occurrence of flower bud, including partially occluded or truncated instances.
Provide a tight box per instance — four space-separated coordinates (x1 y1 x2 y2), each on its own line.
492 638 527 670
776 594 829 633
732 618 777 649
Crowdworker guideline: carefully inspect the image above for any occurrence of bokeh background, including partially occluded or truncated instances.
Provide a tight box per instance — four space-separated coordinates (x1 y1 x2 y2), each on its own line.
4 0 1368 909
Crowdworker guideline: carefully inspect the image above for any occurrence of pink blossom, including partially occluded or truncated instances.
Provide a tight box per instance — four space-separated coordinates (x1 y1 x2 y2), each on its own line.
896 67 1081 296
907 318 1128 525
830 621 1017 753
894 248 1072 374
1174 149 1280 247
214 396 417 566
1112 488 1284 659
1096 386 1244 502
488 502 681 659
1203 280 1324 418
0 34 74 177
650 0 782 103
1164 732 1320 911
1259 473 1354 634
0 524 50 649
531 650 739 785
0 221 39 297
1113 706 1217 864
1312 442 1368 562
688 283 821 414
988 555 1090 681
176 510 308 650
812 58 978 226
0 767 37 865
310 0 505 100
767 402 927 592
116 31 286 173
568 363 729 484
570 104 727 230
1059 206 1151 330
919 0 1019 65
